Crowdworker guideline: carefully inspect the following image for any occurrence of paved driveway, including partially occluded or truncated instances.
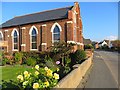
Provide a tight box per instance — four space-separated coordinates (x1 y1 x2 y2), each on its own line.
84 50 119 89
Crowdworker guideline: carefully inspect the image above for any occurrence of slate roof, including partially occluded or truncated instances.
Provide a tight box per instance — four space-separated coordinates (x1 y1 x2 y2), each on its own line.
1 6 73 28
92 41 98 45
83 38 92 45
99 41 103 44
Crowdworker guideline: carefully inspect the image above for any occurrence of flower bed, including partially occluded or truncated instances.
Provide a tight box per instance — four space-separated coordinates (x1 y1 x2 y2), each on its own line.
1 42 88 89
2 65 59 89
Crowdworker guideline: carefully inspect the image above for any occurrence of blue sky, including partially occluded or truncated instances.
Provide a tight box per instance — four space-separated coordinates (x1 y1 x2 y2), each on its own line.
1 2 118 42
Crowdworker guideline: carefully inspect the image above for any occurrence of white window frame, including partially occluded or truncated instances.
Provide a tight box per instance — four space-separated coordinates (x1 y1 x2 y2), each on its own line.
0 31 3 41
29 25 38 51
51 22 62 43
11 28 19 51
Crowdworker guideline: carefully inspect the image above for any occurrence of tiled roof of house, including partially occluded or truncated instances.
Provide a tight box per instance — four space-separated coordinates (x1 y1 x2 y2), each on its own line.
111 40 120 47
92 41 98 45
98 41 103 44
1 6 73 28
83 38 92 45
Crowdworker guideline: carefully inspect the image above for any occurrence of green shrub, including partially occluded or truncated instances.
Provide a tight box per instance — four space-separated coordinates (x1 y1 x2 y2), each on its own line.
65 57 71 65
1 58 9 66
0 51 3 60
63 66 71 74
63 57 71 74
48 42 74 67
2 60 6 66
22 51 48 65
45 56 59 72
101 44 109 50
26 57 37 66
70 49 86 64
14 52 23 64
84 44 94 50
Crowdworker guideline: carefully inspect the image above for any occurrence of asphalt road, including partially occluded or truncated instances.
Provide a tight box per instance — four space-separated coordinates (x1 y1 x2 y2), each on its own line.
84 50 119 89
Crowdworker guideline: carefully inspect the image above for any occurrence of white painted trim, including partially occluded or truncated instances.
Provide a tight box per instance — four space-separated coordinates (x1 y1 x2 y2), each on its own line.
0 31 3 38
11 28 19 51
51 22 62 43
51 22 62 32
5 30 8 32
74 11 78 14
52 44 54 46
42 24 47 27
21 27 26 29
67 41 84 45
11 28 19 36
30 49 38 51
29 25 38 35
67 21 73 23
67 41 76 44
21 44 26 46
41 43 47 45
76 42 84 45
29 25 38 50
76 42 80 45
13 49 18 51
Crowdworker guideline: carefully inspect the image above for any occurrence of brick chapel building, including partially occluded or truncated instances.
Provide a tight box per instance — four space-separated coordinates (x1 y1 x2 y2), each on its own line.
0 2 84 52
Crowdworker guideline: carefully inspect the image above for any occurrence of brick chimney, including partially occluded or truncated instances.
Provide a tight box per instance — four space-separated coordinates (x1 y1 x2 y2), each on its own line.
74 2 79 6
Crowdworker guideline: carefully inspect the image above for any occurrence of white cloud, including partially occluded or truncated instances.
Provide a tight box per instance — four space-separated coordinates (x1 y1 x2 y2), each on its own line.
105 35 118 41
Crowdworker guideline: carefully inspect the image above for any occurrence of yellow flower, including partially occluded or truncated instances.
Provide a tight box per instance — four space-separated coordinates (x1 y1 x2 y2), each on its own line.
24 71 30 78
33 83 39 89
35 65 39 70
44 81 49 87
57 68 59 72
53 73 59 79
44 67 48 71
35 71 39 76
24 71 28 75
23 81 28 86
46 69 53 77
17 75 24 81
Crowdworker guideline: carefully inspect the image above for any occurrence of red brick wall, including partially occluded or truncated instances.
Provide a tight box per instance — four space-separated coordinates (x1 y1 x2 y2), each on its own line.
1 2 84 52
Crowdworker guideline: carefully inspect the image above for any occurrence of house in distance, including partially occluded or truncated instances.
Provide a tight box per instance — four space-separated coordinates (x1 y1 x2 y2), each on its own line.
0 2 84 52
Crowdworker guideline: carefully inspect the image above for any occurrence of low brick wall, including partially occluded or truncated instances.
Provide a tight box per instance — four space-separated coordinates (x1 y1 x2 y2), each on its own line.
54 53 93 88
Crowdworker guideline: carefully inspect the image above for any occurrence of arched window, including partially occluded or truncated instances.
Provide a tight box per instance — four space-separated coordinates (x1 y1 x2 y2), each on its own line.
53 25 60 43
51 23 62 43
0 31 3 41
31 28 37 49
13 30 18 50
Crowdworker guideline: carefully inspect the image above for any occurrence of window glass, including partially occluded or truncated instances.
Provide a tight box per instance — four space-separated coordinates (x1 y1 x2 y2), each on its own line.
0 33 3 41
13 31 18 50
53 25 60 43
32 43 37 49
14 44 18 49
31 28 37 49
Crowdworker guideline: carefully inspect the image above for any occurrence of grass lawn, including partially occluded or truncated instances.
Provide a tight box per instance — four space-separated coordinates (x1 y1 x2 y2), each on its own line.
0 65 34 84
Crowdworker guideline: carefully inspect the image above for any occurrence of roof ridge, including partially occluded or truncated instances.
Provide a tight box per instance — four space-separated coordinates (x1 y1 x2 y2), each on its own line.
15 6 73 18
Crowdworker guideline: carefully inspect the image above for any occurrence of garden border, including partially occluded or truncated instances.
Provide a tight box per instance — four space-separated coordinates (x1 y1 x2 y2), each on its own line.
54 53 93 88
